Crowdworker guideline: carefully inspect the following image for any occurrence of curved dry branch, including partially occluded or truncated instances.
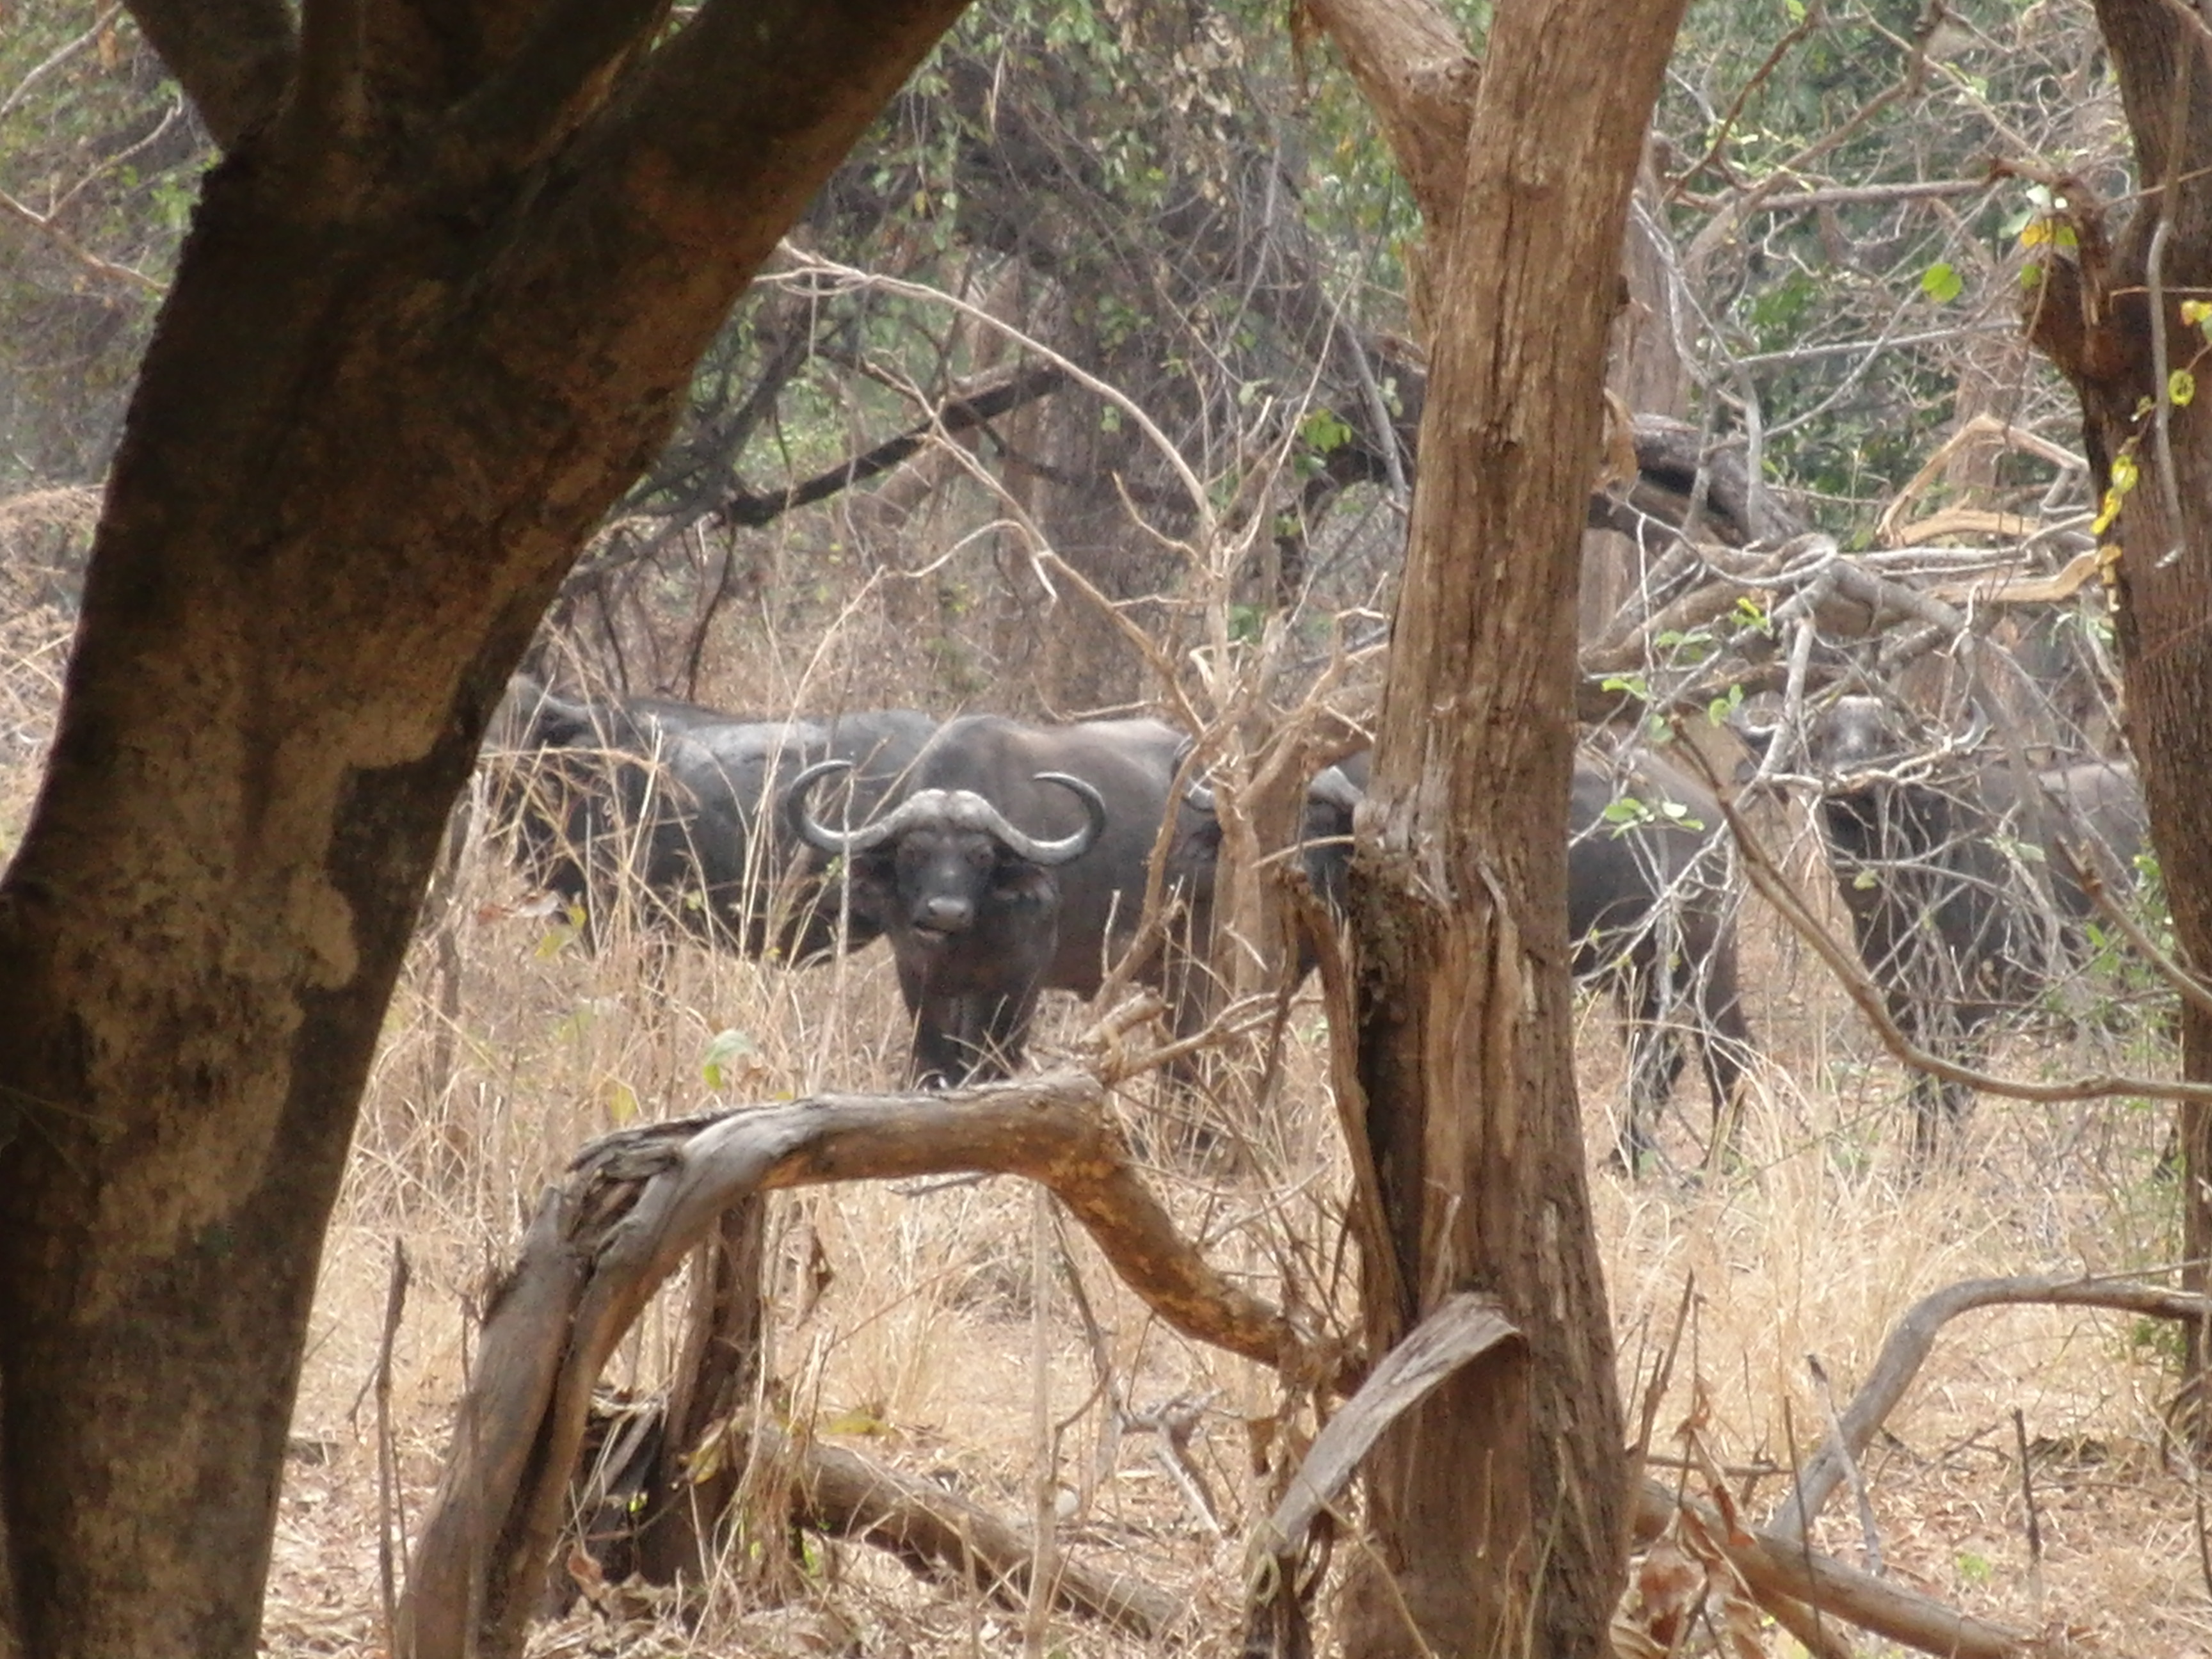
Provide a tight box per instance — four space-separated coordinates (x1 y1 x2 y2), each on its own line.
1243 1292 1519 1658
398 1071 1346 1659
1631 1480 2030 1659
1770 1273 2212 1543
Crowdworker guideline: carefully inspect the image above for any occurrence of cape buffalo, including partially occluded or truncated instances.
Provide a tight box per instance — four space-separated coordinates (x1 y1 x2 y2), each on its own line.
487 676 936 961
1301 746 1754 1172
1791 696 2148 1161
787 714 1215 1085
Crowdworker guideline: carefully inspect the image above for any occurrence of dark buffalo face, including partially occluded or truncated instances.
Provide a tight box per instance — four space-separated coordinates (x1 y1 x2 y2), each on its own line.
789 714 1214 1087
1795 696 2147 1162
790 760 1110 1085
1299 746 1754 1174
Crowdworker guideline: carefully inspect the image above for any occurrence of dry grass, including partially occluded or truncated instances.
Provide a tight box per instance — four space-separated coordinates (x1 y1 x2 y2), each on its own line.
0 571 2202 1656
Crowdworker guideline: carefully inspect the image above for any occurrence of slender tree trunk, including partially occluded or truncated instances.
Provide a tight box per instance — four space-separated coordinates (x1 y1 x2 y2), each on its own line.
2023 0 2212 1434
1317 0 1687 1651
632 1200 771 1583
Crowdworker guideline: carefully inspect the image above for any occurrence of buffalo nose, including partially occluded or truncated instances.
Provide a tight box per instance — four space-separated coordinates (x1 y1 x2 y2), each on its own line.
918 895 973 933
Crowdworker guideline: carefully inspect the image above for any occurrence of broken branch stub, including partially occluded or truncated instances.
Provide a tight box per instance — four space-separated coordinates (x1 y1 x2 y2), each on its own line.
1242 1292 1521 1659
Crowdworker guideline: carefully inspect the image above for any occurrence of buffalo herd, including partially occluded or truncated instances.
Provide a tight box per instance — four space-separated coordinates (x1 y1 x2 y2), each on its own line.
486 677 2154 1171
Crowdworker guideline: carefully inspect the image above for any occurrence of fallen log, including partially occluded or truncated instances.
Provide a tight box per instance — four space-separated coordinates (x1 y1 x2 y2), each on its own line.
773 1422 1182 1637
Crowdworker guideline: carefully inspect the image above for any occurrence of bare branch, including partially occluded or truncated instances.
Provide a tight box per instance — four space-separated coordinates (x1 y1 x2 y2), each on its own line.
2068 851 2212 1019
1770 1274 2212 1543
771 1421 1182 1636
0 189 163 296
0 6 125 125
1244 1292 1519 1656
1632 1480 2032 1659
714 362 1068 529
124 0 296 149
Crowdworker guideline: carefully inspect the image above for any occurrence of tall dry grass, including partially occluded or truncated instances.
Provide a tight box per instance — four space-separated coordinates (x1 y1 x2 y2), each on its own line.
0 538 2204 1654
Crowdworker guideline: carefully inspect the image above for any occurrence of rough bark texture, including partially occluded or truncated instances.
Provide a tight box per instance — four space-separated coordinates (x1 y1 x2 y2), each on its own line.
0 1 975 1652
1306 0 1688 1651
2022 0 2212 1413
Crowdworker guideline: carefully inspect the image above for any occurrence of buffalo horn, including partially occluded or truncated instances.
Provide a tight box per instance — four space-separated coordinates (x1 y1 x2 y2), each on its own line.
1000 773 1109 865
786 758 911 855
1308 765 1364 812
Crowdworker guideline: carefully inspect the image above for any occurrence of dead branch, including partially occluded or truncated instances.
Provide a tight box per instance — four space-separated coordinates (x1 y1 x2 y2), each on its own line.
1632 1480 2031 1659
0 187 163 295
1770 1274 2212 1544
397 1071 1348 1659
714 362 1067 528
1242 1292 1519 1658
768 1420 1183 1637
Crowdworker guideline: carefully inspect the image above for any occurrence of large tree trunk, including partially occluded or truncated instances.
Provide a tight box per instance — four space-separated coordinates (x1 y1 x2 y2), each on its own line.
0 3 974 1652
2021 0 2212 1430
1302 0 1688 1651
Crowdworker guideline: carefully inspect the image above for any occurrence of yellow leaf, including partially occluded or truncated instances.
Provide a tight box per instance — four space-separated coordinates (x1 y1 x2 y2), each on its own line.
605 1080 639 1125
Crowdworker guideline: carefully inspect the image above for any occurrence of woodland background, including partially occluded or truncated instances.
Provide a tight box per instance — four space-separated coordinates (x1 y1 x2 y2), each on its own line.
1 0 2202 1651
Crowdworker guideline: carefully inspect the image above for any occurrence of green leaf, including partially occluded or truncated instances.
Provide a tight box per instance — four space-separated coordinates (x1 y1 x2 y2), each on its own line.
1920 262 1963 304
1298 406 1353 454
701 1027 757 1091
2172 369 2197 408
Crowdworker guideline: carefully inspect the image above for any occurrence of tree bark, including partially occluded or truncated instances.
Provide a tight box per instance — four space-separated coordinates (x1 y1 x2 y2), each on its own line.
1302 0 1687 1652
2020 0 2212 1431
0 1 976 1652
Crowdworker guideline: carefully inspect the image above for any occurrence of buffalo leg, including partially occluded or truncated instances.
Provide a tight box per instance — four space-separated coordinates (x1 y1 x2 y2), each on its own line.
1693 937 1754 1168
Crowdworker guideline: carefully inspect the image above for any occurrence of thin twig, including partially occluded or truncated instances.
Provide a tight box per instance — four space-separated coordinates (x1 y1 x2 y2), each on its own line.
2065 847 2212 1018
0 188 163 294
1809 1354 1882 1576
2012 1407 2043 1617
